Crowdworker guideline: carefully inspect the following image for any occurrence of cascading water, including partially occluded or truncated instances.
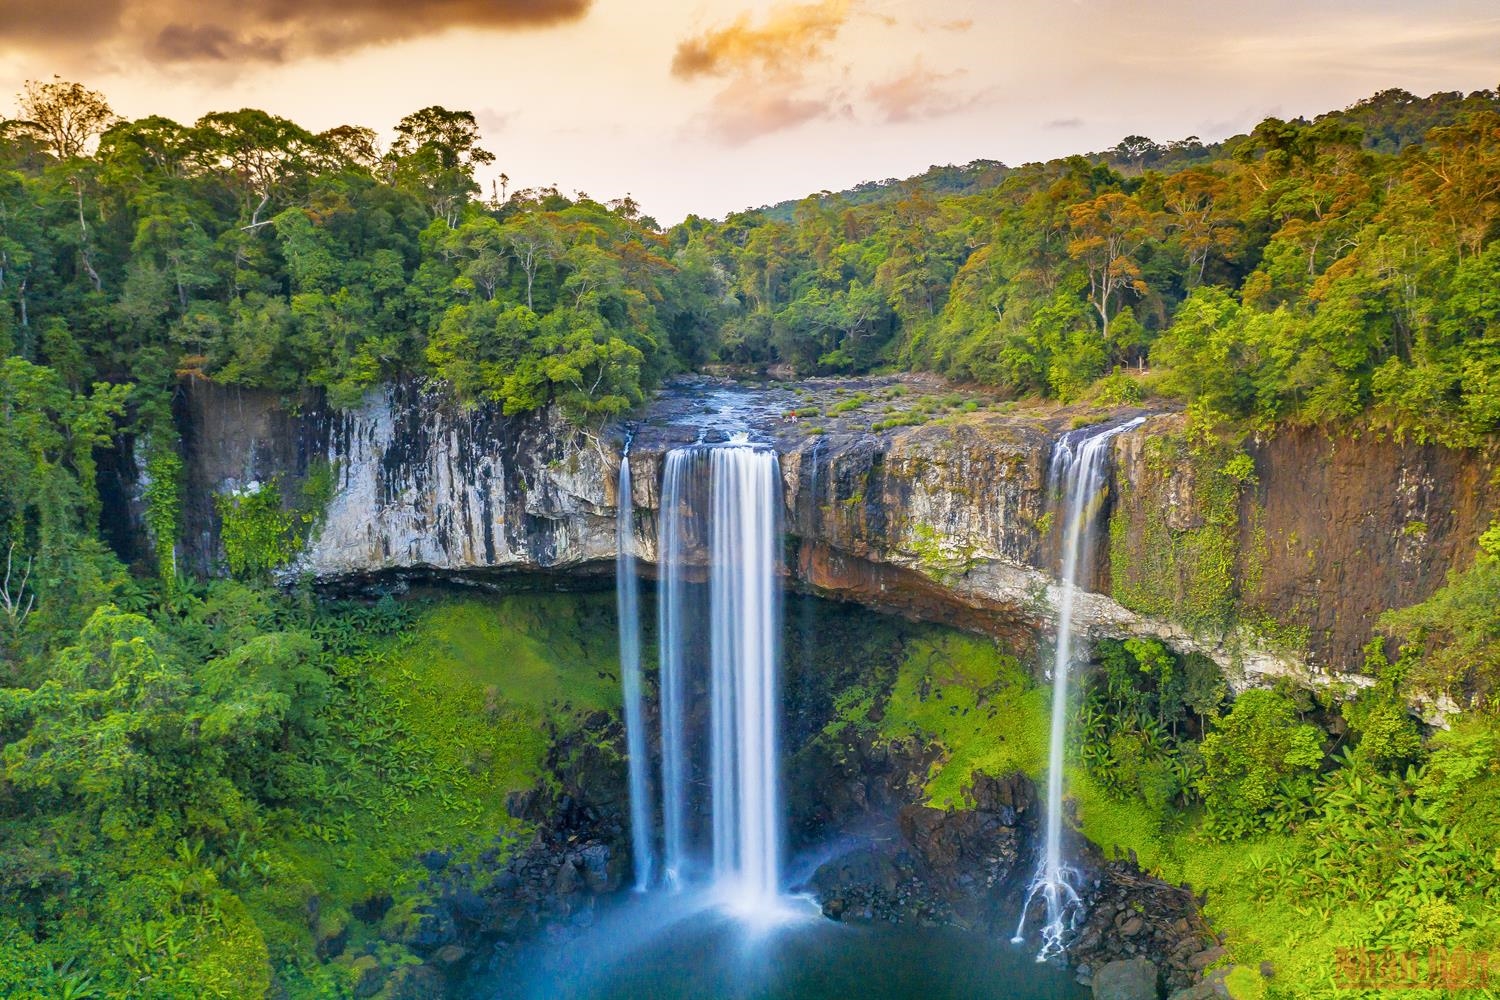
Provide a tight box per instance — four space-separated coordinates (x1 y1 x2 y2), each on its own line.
656 448 704 889
652 440 785 913
708 445 784 909
616 449 653 891
1014 416 1145 960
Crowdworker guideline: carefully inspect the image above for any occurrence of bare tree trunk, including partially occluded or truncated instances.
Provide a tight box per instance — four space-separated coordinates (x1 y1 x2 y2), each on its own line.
73 176 102 292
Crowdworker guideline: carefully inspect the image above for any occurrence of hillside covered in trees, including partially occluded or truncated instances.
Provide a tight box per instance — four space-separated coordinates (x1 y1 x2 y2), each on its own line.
2 82 1498 447
2 78 1500 998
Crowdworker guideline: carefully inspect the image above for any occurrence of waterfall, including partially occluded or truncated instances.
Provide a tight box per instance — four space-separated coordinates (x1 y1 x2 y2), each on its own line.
656 448 702 888
616 451 653 891
708 445 784 908
1015 416 1145 960
655 441 785 912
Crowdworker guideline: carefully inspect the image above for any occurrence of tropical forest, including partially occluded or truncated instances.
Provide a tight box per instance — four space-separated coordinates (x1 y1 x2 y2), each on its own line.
1 62 1499 1000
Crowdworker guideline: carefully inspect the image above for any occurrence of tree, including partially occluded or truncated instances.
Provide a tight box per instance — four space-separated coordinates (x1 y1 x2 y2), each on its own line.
1381 520 1500 704
1409 110 1500 259
316 124 381 172
1066 191 1157 341
502 211 562 310
1161 168 1236 286
1113 134 1164 172
386 107 494 226
0 169 43 349
0 358 129 651
193 109 319 227
444 216 510 300
15 78 117 160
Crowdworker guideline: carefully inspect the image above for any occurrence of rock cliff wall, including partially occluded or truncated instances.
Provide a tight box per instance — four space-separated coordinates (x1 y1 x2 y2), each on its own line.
167 377 1497 697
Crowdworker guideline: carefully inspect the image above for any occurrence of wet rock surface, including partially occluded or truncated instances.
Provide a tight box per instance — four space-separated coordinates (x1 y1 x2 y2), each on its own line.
1091 956 1160 1000
804 766 1217 996
1068 852 1220 996
159 374 1497 700
807 772 1035 929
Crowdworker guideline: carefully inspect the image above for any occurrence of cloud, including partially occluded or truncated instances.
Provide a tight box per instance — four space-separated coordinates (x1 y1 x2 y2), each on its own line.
475 107 516 138
865 64 982 124
1 0 593 66
699 75 851 145
671 0 853 80
671 1 856 143
1046 117 1084 129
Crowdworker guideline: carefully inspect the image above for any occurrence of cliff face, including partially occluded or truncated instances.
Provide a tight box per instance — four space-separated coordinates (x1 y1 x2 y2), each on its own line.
1110 416 1500 678
167 377 1497 695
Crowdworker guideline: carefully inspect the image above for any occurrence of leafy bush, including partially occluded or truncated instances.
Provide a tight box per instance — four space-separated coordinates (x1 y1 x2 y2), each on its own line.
1380 519 1500 706
1091 367 1143 406
215 481 298 578
827 392 872 415
142 446 184 591
1198 689 1324 839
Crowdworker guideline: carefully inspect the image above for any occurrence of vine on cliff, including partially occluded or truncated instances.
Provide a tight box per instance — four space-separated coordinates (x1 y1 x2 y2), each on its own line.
1109 412 1251 634
141 445 184 592
215 480 298 579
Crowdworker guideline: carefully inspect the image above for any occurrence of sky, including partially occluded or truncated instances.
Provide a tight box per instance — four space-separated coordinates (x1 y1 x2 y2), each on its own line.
1 0 1497 222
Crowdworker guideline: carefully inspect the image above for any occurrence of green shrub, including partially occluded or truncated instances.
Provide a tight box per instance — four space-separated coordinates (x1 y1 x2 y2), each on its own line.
1199 689 1324 839
216 480 298 578
1092 367 1143 406
828 392 872 415
872 411 928 431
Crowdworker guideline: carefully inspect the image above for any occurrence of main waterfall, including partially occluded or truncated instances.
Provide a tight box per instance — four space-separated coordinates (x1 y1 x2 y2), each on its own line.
650 440 785 913
707 446 784 907
1015 417 1145 960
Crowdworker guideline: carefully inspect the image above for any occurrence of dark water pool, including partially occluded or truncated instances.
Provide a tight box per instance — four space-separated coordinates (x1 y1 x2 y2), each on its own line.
474 892 1086 1000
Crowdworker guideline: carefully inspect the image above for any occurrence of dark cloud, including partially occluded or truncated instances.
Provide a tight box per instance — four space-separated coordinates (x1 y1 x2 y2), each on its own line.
149 24 287 63
1 0 592 64
2 0 126 48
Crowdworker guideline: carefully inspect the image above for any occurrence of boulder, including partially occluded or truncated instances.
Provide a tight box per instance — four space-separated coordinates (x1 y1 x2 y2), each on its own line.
1167 968 1231 1000
1093 957 1160 1000
1188 946 1227 971
348 955 384 999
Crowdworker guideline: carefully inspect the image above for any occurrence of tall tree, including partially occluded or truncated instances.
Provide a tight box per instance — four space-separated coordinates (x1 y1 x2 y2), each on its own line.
1067 191 1157 341
386 107 494 226
14 78 117 160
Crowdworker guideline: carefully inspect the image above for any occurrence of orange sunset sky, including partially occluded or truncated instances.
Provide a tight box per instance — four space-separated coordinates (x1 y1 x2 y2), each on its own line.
2 0 1497 221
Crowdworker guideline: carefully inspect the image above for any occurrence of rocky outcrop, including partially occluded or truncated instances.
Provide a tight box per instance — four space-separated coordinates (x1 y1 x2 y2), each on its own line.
1091 958 1159 1000
803 769 1219 995
808 772 1037 928
163 375 1498 695
1069 855 1220 995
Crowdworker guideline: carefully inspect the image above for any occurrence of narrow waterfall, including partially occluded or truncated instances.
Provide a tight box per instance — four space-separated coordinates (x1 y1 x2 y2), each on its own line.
656 448 703 888
1015 416 1145 960
616 451 653 891
654 442 785 912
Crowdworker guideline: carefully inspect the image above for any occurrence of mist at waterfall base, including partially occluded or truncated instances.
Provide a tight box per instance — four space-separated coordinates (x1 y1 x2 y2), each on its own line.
484 437 1088 999
491 889 1084 999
